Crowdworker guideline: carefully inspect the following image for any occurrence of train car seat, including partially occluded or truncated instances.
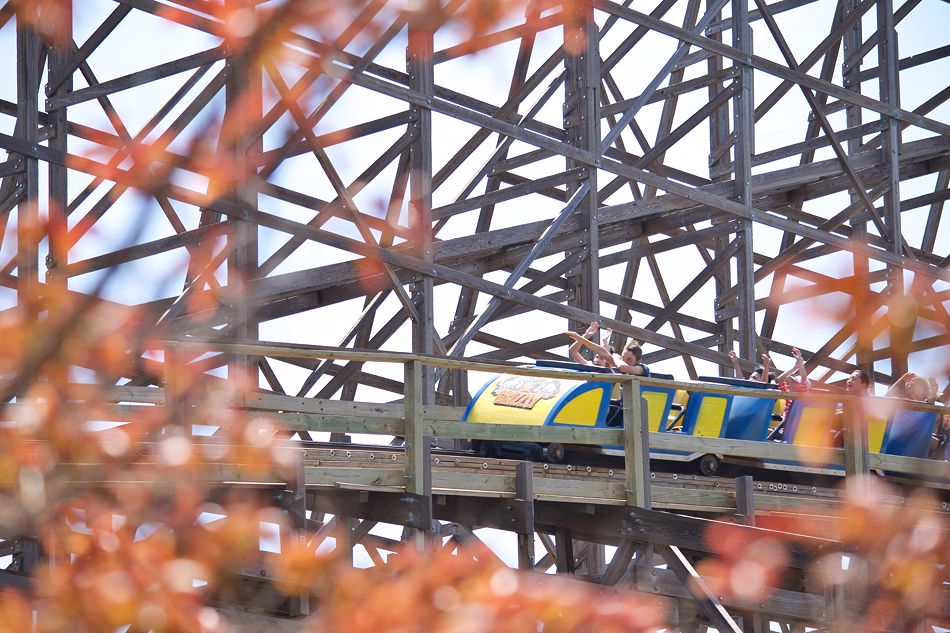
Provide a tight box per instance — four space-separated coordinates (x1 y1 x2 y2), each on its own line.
781 399 838 448
602 375 676 432
880 409 938 459
680 377 778 440
547 381 613 427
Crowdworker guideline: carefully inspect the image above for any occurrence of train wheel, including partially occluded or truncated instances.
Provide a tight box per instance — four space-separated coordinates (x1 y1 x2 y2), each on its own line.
698 454 719 476
544 443 566 463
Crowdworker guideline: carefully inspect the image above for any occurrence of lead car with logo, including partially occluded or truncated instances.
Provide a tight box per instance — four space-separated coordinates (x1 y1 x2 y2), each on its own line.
461 361 629 462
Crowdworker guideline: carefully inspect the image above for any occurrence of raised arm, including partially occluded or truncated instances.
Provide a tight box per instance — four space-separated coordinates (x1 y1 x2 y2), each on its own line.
567 333 587 364
566 322 598 364
776 347 807 385
565 330 615 367
927 376 939 404
728 350 745 380
615 357 647 375
885 371 916 397
759 354 772 383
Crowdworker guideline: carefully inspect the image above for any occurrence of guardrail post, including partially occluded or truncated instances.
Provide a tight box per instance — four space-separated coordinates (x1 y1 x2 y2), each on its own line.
735 475 755 526
164 341 184 429
285 449 309 616
841 400 870 485
555 527 575 574
623 377 651 509
404 359 433 548
624 376 653 584
515 462 534 570
515 461 535 570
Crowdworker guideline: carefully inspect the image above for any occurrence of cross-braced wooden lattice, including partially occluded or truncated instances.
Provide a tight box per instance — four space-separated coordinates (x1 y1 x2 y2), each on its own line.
0 0 947 409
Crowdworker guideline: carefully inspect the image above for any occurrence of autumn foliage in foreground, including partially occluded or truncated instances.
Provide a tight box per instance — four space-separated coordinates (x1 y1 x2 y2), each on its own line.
2 0 950 631
0 283 673 633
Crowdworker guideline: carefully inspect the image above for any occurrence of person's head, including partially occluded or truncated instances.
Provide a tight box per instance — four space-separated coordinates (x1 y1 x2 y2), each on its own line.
620 341 642 366
905 376 930 402
846 369 871 394
749 366 775 383
593 345 615 368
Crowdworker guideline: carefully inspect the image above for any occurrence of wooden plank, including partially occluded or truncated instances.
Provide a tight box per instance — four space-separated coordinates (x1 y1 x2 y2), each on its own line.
623 379 651 508
64 222 227 277
637 566 827 622
216 607 303 633
46 46 226 110
600 0 730 152
433 168 584 220
430 420 622 445
279 411 404 437
446 182 590 357
533 500 838 566
732 0 756 360
706 0 824 34
657 543 743 633
46 4 133 94
404 360 433 546
515 460 536 569
736 475 755 525
593 0 950 138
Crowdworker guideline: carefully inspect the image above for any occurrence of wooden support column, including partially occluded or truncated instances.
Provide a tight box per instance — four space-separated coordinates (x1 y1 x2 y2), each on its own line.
403 359 433 548
842 400 870 484
732 0 756 360
657 544 743 633
841 0 874 377
877 0 907 377
46 6 70 302
623 376 653 582
736 475 764 631
225 0 261 385
340 516 356 567
708 0 734 370
554 527 575 574
564 0 600 326
623 377 651 509
15 10 41 307
164 342 185 428
514 461 535 570
735 475 755 526
407 18 435 404
284 450 309 616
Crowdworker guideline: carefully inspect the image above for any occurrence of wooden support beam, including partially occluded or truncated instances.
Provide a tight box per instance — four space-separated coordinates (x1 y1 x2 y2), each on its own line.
515 461 535 570
735 475 755 526
656 544 743 633
600 0 729 153
601 538 637 586
285 450 309 616
46 46 226 111
404 359 433 547
46 4 132 94
445 182 589 359
564 0 600 325
623 378 651 509
15 15 41 307
593 0 950 138
842 401 870 485
554 527 575 574
408 18 436 402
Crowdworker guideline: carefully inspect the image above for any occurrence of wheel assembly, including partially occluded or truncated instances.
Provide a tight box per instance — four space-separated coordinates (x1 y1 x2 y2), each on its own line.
544 443 566 463
698 454 720 476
